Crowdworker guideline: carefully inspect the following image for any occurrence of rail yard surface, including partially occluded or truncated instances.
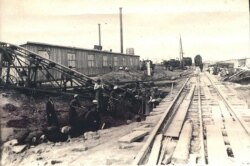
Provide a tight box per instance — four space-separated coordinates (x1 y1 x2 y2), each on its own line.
0 2 249 165
1 70 250 165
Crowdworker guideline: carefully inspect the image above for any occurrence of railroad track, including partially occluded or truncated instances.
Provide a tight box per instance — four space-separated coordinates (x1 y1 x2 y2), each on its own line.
130 72 250 165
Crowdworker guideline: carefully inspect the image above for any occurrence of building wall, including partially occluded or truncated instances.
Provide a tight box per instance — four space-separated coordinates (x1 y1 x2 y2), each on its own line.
246 58 250 67
22 44 139 77
219 58 250 68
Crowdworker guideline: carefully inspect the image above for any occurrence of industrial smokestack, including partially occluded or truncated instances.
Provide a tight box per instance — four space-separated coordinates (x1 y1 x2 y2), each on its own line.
119 7 123 54
98 24 101 46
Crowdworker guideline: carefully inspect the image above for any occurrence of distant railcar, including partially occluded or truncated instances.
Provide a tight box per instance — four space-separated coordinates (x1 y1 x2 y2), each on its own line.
194 54 203 71
194 55 202 67
169 59 180 68
183 57 192 66
162 59 180 71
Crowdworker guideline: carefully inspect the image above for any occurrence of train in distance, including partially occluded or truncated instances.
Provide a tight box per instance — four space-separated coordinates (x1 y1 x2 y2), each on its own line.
162 57 192 70
194 54 203 71
162 55 203 71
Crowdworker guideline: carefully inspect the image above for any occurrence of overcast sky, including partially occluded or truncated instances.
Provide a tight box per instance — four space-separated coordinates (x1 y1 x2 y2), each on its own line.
0 0 249 62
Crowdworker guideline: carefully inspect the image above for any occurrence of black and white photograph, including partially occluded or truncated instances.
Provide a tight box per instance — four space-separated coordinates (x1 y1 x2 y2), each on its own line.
0 0 249 165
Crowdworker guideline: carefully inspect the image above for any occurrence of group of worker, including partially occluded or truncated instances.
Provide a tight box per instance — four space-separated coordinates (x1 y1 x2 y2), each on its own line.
46 78 104 129
132 81 162 116
45 78 162 133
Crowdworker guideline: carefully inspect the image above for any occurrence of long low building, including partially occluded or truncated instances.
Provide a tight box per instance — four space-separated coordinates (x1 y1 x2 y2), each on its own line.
21 42 140 76
217 58 250 68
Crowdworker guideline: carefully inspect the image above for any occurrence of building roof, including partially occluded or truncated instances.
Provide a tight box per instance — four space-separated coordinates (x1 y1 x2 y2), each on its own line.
217 58 250 63
20 41 139 57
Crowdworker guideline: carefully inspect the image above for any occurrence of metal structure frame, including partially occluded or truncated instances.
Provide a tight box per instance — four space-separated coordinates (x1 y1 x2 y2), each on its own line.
0 42 96 95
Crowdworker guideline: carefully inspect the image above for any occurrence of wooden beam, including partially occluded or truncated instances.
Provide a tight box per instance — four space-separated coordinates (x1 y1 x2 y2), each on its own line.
171 120 193 164
118 130 149 143
147 134 163 165
164 85 195 138
206 125 229 165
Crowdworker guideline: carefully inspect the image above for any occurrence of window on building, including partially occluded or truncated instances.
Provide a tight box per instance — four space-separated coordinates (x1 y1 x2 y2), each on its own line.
67 53 76 68
88 54 95 67
38 50 49 59
135 58 138 66
123 57 126 66
114 57 118 66
103 56 108 66
130 58 133 66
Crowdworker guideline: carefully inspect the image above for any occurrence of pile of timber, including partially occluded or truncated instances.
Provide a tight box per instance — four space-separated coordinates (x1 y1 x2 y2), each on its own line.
227 69 250 83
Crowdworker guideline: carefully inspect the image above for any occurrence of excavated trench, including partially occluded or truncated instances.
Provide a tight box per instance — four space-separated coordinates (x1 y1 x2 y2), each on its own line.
1 82 170 145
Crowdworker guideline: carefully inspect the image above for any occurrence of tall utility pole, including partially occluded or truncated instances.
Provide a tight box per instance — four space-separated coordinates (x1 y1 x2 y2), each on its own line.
98 24 101 46
180 35 184 69
119 7 123 54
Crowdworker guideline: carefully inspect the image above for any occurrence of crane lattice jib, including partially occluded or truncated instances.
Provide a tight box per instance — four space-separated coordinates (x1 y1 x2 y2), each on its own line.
0 42 97 93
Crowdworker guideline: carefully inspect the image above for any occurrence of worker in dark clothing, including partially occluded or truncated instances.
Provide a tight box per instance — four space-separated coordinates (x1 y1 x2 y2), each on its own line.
69 94 81 127
137 90 146 115
145 89 153 115
46 97 59 127
200 63 204 72
94 78 104 112
107 85 119 114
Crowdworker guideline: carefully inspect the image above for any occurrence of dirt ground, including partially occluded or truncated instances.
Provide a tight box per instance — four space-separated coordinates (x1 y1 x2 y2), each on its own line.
228 83 250 108
101 66 188 83
2 122 143 166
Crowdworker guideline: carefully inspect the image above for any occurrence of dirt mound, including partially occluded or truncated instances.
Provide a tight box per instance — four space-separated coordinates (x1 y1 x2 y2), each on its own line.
101 71 143 83
101 69 188 83
152 69 187 80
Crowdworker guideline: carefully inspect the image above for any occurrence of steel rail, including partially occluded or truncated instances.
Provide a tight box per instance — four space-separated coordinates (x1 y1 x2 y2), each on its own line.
205 72 250 136
197 75 206 164
132 77 190 165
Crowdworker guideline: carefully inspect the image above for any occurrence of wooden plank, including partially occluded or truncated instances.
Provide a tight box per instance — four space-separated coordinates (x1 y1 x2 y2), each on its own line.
225 121 250 164
185 85 195 100
203 86 212 99
132 78 190 165
118 130 149 143
149 111 163 116
164 101 190 137
206 125 229 165
218 101 232 120
133 124 152 132
171 120 193 164
158 137 171 164
234 109 250 115
219 101 250 163
147 134 163 165
211 106 224 128
151 108 165 113
207 73 250 135
164 85 195 138
162 140 177 165
228 108 250 134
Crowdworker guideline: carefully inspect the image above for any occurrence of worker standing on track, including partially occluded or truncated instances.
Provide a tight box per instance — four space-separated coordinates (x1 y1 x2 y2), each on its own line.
200 63 204 72
69 94 81 128
46 96 59 127
94 78 104 112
